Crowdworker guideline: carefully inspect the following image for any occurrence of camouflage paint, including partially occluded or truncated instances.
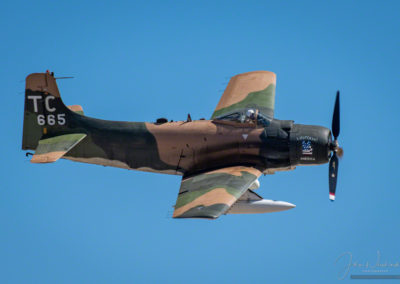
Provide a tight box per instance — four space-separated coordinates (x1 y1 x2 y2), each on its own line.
67 105 84 115
212 84 275 119
173 166 261 219
31 133 86 163
22 72 282 177
212 71 276 119
22 71 332 219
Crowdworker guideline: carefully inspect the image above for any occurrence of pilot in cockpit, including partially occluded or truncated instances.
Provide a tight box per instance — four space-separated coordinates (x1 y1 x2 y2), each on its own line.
245 109 256 123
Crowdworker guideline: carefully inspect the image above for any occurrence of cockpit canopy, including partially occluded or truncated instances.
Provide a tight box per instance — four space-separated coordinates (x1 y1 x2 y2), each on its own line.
215 108 271 127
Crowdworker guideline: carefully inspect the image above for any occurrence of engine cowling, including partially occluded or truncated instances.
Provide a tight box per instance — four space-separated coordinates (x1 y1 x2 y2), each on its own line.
289 124 331 166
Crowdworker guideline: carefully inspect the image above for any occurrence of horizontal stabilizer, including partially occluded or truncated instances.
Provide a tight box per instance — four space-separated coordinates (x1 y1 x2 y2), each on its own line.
67 105 84 115
31 133 87 163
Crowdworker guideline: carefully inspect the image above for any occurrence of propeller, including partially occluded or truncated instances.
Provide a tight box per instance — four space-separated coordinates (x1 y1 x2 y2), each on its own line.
329 91 343 201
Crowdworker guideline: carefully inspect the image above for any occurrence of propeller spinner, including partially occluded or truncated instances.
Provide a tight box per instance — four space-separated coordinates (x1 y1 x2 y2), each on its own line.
329 91 343 201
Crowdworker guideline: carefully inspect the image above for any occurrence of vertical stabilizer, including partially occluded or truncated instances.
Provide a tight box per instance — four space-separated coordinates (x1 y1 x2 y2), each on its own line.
22 72 73 150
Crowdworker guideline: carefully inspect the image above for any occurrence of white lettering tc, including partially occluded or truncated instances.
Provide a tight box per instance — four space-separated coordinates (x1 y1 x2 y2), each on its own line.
27 95 42 113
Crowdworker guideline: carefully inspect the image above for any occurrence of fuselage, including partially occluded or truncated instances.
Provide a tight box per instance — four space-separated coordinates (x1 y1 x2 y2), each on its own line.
60 113 332 177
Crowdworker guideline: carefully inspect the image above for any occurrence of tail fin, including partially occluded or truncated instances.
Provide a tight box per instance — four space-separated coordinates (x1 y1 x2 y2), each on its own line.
22 72 74 150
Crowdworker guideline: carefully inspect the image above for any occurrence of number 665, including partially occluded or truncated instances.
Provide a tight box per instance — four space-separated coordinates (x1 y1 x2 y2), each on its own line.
37 114 66 126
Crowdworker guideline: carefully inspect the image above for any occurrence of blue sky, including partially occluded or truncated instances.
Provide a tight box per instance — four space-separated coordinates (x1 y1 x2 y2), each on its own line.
1 0 400 283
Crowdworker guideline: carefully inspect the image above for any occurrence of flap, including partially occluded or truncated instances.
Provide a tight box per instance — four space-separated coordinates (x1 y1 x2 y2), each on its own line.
173 166 262 219
31 133 87 163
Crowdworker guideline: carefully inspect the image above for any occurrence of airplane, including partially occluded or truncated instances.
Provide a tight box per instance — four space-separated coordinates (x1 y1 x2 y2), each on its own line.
22 70 342 219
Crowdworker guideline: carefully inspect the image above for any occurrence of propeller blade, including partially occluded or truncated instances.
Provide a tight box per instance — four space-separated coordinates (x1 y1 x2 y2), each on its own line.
332 91 340 139
329 153 339 201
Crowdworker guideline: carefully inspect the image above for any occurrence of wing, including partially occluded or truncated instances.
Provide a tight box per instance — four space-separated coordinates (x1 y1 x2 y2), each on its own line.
31 133 87 163
172 166 262 219
211 71 276 119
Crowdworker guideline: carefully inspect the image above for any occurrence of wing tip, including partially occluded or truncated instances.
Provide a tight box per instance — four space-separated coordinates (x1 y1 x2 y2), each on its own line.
233 70 276 78
30 151 66 163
